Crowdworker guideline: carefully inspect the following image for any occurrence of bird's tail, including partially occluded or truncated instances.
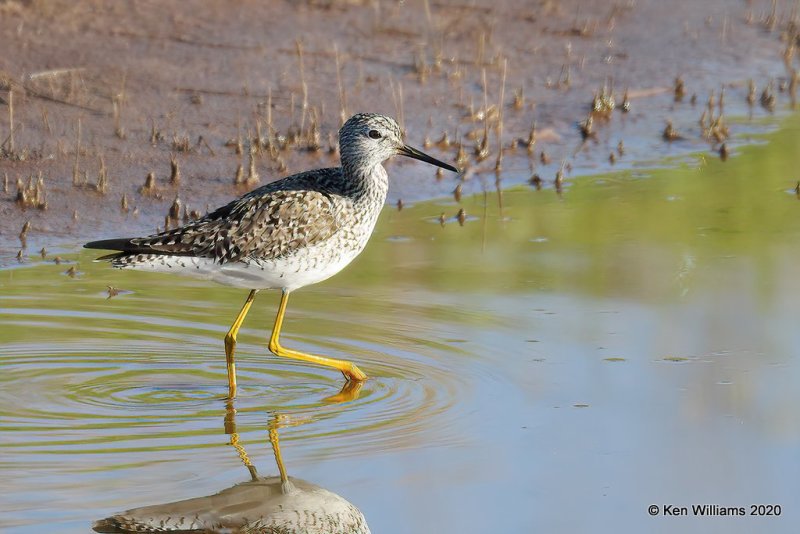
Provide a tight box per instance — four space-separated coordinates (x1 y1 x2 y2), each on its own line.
84 238 140 262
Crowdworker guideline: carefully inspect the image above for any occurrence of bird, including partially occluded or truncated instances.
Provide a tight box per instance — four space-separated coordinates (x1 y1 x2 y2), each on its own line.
93 407 371 534
85 113 458 398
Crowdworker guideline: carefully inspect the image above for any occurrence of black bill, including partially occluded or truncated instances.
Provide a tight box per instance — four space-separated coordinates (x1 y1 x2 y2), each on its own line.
399 144 459 173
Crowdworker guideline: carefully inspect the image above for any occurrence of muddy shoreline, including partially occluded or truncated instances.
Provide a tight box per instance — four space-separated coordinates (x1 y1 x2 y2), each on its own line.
1 0 798 261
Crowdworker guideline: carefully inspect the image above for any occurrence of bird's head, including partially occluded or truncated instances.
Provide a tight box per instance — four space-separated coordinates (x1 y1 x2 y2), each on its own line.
339 113 458 174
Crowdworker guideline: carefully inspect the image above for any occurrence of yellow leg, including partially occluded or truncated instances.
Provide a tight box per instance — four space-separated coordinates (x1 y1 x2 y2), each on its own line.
269 290 367 382
224 289 258 398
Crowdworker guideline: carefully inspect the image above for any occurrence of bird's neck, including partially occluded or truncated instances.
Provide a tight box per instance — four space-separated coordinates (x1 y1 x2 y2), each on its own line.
341 161 388 203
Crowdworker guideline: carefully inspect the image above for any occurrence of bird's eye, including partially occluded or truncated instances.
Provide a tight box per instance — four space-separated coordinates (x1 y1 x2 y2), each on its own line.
368 129 382 139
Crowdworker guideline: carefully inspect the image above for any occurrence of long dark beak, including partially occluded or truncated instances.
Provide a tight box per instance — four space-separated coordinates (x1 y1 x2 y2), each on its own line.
398 144 458 173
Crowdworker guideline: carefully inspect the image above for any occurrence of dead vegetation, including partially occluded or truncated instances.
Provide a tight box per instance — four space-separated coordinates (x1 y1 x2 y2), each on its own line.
0 0 797 244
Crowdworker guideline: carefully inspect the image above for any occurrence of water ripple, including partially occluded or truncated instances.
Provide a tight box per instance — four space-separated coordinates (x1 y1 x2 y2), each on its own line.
0 301 472 462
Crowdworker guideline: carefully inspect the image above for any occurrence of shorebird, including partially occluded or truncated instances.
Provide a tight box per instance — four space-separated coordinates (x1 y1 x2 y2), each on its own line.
85 113 458 397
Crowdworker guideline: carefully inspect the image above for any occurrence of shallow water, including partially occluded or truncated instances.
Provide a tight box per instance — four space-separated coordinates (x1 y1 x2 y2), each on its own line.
3 115 800 533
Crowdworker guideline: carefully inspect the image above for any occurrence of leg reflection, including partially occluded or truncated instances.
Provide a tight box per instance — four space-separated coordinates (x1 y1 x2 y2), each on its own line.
225 399 259 481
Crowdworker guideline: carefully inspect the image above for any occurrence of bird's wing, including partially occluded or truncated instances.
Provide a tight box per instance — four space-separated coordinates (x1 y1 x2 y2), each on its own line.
87 172 345 264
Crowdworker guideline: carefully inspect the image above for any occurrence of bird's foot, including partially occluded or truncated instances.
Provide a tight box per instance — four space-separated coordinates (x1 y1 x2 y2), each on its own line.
342 363 368 382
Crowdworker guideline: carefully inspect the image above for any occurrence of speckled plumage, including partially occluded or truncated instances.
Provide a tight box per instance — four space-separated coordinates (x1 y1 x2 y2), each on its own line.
92 165 386 290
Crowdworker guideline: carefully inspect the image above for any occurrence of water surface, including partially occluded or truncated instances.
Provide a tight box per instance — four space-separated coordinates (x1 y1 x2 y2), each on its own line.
3 115 800 533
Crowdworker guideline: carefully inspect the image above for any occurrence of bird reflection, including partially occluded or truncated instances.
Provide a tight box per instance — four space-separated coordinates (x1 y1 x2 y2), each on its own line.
93 398 370 533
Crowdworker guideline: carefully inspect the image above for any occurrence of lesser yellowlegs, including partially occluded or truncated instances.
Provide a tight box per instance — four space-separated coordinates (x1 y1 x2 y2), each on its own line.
85 113 457 397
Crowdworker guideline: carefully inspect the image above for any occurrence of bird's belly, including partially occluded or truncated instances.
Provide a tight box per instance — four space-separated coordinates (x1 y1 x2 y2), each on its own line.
251 237 368 290
223 250 361 290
